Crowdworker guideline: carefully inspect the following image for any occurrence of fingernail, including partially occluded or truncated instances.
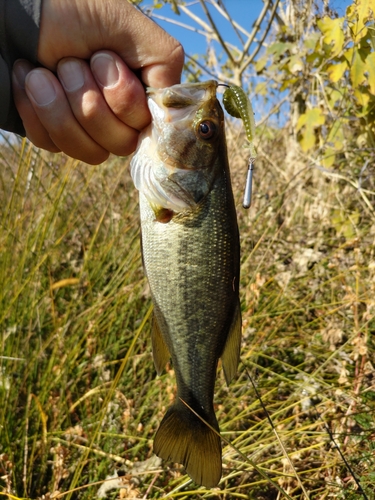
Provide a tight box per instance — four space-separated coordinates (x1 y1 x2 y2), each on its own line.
58 60 85 92
13 60 29 89
26 70 56 106
91 53 119 88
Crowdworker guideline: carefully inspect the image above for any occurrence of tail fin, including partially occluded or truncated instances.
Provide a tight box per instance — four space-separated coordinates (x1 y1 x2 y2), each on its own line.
153 399 222 487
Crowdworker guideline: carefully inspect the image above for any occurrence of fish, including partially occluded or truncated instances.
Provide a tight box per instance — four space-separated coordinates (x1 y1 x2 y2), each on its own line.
130 80 241 488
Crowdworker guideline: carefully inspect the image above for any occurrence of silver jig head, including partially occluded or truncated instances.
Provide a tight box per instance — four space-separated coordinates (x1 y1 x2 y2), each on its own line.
243 158 255 209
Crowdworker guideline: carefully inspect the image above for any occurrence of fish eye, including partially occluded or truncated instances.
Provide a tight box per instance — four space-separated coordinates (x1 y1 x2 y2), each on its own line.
198 120 216 140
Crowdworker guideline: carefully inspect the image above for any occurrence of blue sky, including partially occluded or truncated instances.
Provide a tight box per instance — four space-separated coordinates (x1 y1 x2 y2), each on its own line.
150 0 352 65
146 0 353 125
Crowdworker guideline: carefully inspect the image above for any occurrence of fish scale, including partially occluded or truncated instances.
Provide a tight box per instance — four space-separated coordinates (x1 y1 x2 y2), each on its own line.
131 80 241 488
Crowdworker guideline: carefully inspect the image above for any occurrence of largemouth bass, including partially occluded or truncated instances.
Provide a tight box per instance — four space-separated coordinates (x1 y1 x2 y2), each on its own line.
130 80 241 488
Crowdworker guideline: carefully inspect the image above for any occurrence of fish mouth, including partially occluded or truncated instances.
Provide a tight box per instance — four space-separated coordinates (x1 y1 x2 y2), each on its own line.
148 80 218 109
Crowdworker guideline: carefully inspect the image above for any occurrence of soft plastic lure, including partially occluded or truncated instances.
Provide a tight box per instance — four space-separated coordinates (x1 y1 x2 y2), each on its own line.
222 85 257 209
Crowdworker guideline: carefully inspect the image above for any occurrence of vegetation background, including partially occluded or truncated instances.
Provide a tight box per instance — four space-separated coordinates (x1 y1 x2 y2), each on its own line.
1 0 374 498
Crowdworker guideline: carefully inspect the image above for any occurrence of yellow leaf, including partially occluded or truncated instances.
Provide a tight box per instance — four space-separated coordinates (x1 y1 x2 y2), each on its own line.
300 127 316 152
321 148 336 168
346 4 356 20
356 0 375 30
297 108 325 132
307 107 326 127
369 24 375 50
347 0 374 41
317 16 345 57
365 52 375 94
255 55 268 73
327 60 348 82
296 113 307 132
352 25 368 43
343 47 354 64
350 48 367 87
354 86 370 106
297 108 325 152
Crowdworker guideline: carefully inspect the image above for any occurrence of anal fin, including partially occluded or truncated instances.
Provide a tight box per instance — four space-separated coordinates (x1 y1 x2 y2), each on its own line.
221 299 242 385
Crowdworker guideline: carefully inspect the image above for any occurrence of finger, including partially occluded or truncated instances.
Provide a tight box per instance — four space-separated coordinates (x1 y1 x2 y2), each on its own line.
24 68 109 165
137 39 185 89
57 55 145 156
12 60 61 152
99 5 185 88
90 51 150 130
99 10 185 89
38 0 185 88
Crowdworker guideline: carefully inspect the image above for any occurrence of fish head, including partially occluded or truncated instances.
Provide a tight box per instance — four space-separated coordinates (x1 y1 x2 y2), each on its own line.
130 81 225 215
151 81 222 170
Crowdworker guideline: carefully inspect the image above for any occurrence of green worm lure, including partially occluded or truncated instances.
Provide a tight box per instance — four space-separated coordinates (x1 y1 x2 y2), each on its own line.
222 85 257 209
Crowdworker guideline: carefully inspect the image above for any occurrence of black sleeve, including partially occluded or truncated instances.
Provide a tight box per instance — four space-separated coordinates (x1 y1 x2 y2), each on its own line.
0 0 42 135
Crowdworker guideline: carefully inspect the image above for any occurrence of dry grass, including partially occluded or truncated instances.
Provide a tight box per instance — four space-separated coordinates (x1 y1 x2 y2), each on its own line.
0 122 374 499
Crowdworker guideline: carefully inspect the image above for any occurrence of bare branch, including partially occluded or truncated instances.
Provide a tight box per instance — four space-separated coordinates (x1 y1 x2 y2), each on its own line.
239 0 275 64
240 0 281 75
179 3 213 34
198 0 235 64
209 0 250 43
256 94 289 128
151 13 208 38
185 53 233 85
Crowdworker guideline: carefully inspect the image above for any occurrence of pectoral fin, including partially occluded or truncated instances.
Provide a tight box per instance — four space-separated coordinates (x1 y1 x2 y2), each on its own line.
149 203 174 223
151 315 171 375
221 299 242 385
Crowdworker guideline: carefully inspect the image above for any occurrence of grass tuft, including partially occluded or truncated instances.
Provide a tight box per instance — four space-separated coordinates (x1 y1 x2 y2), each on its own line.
0 129 374 499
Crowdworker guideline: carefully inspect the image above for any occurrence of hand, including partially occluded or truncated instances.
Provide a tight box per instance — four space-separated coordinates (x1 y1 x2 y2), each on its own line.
12 0 184 164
